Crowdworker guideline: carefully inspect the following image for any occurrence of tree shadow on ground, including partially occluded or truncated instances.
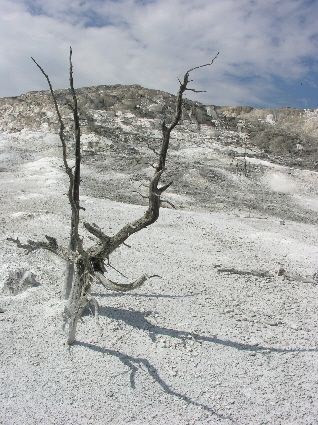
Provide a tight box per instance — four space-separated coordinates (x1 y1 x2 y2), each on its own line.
76 306 316 423
75 341 234 423
98 306 317 354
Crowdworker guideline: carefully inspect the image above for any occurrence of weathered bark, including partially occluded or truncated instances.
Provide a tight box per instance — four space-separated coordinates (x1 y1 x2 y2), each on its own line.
64 47 82 299
66 259 92 345
64 262 75 299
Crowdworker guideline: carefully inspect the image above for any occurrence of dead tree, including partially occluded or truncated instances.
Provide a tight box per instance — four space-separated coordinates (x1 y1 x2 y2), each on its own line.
9 48 219 344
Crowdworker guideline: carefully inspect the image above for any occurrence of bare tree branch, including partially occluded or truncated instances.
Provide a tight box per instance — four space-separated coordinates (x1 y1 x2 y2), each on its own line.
106 260 129 279
158 181 173 193
31 50 83 298
185 88 207 93
86 55 219 268
132 190 149 200
186 52 220 74
160 199 176 209
30 57 75 203
66 46 82 255
83 222 110 243
7 236 76 262
64 46 83 297
69 46 81 221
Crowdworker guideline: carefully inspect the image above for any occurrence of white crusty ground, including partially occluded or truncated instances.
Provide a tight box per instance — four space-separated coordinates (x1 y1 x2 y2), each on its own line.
1 132 318 425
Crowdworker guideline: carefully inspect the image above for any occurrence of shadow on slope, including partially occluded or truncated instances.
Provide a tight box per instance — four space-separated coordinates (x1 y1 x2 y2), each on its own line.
75 341 234 422
75 305 317 422
99 306 317 354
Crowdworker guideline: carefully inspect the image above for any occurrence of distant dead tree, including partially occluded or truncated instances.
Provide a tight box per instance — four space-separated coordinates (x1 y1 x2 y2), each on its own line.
8 48 219 344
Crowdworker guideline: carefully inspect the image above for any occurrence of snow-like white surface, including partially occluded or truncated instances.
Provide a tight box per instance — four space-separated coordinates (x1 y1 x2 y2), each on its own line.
1 130 318 424
244 156 284 169
1 195 318 424
293 194 318 213
264 171 297 194
265 114 276 125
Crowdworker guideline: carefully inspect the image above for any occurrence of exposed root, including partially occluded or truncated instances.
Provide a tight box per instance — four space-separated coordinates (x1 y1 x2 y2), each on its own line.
95 272 161 292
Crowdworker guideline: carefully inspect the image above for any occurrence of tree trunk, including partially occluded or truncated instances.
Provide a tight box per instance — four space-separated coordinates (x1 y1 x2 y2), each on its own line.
64 240 75 299
67 260 89 345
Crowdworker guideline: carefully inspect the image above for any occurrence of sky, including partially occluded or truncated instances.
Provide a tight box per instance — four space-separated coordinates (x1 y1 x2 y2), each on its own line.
1 0 318 108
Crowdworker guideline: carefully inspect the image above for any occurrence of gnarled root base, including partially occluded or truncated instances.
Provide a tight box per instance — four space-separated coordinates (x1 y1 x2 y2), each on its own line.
65 267 158 345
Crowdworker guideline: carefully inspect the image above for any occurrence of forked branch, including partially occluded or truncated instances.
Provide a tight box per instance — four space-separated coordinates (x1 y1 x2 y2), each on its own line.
86 54 219 267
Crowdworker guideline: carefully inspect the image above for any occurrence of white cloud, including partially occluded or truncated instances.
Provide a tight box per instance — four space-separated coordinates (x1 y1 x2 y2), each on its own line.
0 0 317 106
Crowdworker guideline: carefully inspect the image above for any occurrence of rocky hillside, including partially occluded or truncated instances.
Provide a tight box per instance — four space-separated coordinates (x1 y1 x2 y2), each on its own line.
1 85 318 167
1 85 318 224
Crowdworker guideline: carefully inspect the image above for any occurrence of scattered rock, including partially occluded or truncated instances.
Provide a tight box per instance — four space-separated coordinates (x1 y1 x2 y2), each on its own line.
277 267 286 277
266 321 282 326
1 269 41 295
